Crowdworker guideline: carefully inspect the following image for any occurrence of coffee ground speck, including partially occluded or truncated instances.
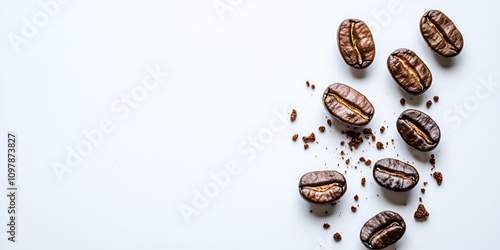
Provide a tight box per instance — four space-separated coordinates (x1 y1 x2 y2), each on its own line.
290 109 297 121
414 204 429 219
426 100 432 108
433 172 443 185
333 233 342 241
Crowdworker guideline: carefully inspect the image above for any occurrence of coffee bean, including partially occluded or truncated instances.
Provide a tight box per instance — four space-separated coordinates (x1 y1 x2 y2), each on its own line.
373 158 419 191
387 48 432 95
397 109 440 151
360 211 406 249
299 170 347 204
420 10 463 57
337 19 375 69
323 83 374 126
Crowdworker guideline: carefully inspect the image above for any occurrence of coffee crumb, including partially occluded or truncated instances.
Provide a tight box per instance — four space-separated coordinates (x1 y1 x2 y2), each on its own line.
340 150 345 155
433 172 443 185
323 223 330 229
345 159 350 164
361 177 366 186
319 126 325 133
426 100 432 108
340 141 345 146
292 134 298 141
343 131 364 148
302 133 316 143
430 154 436 165
354 195 359 201
421 188 425 194
363 128 372 135
309 210 313 213
419 197 422 202
351 206 357 212
333 233 342 241
400 98 406 106
290 109 297 121
424 182 428 186
376 142 384 149
359 157 366 162
433 96 439 102
380 126 385 133
371 135 376 141
311 84 316 89
306 80 310 87
365 160 372 166
414 204 429 220
327 119 332 127
304 144 309 150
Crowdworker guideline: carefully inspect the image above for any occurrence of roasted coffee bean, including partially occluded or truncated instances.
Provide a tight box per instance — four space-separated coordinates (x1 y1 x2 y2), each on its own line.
360 211 406 249
420 10 463 57
397 109 440 151
387 48 432 95
299 170 347 204
373 158 419 191
337 19 375 69
322 83 374 126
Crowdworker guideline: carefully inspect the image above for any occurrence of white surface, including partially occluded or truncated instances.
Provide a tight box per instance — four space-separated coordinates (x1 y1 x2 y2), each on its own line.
0 0 499 249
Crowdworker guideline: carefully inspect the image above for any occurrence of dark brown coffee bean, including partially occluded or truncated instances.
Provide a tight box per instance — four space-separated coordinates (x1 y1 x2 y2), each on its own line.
322 83 374 126
360 211 406 249
420 10 463 57
337 19 375 69
397 109 440 151
387 48 432 95
373 158 419 192
298 170 347 204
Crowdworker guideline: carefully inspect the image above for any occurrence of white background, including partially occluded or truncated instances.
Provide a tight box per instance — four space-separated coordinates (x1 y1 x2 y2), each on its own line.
0 0 499 249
